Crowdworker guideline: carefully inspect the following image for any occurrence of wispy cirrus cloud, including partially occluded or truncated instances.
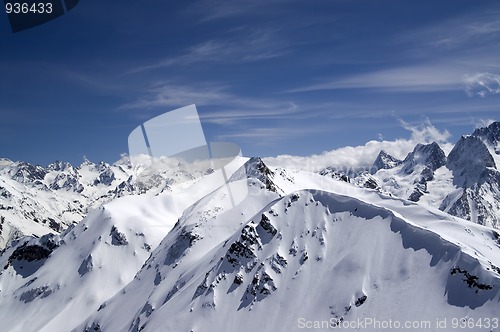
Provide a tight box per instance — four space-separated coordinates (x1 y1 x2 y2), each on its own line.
287 7 500 97
287 63 463 93
463 72 500 97
215 125 316 142
119 82 300 125
394 8 500 52
214 120 342 147
200 103 299 125
129 29 291 74
119 83 230 109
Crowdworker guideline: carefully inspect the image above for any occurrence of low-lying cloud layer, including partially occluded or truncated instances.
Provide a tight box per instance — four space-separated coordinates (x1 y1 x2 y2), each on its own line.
264 119 453 173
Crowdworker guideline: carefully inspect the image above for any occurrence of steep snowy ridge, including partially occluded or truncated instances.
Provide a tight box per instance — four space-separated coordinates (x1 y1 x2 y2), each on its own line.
72 175 281 332
0 193 180 332
319 167 350 183
77 189 500 332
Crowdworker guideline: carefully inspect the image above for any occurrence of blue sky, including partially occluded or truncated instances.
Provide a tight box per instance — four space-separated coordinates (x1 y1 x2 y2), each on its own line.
1 0 500 166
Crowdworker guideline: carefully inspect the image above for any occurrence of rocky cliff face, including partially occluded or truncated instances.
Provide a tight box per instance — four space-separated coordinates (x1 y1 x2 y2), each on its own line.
440 123 500 229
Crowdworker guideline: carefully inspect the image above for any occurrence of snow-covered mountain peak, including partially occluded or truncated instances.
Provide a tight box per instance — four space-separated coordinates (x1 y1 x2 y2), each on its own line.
473 121 500 171
47 160 75 172
447 135 496 187
401 142 446 174
230 157 282 194
372 149 402 173
8 161 48 184
372 142 447 203
0 158 13 169
472 121 500 148
78 158 96 168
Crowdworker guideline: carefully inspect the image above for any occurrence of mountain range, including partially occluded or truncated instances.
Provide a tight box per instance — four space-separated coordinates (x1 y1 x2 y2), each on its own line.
0 122 499 331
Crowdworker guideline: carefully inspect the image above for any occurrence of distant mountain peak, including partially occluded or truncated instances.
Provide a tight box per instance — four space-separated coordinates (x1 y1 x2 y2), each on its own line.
372 150 402 172
402 142 446 174
0 158 13 167
47 161 74 172
447 135 496 187
9 161 47 184
472 121 500 148
231 157 281 193
440 133 500 228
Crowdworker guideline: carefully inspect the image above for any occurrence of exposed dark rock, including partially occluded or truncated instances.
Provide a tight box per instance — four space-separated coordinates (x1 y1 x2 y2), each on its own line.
9 244 51 263
372 150 402 172
164 228 200 266
319 167 350 182
78 255 93 276
110 226 128 246
363 178 378 189
244 157 279 192
408 189 424 202
355 295 367 307
11 162 47 184
95 169 115 186
19 285 53 303
450 266 493 292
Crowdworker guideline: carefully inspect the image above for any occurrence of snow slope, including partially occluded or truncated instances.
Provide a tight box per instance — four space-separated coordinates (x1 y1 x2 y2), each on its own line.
0 158 247 332
75 161 500 332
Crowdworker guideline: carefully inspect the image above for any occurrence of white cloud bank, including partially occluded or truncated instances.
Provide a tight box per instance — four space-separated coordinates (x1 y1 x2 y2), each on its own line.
264 119 453 173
